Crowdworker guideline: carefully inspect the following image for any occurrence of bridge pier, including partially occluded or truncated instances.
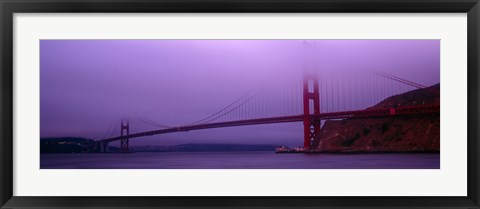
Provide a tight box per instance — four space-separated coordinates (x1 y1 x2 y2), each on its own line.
303 72 321 149
311 119 324 148
97 141 109 153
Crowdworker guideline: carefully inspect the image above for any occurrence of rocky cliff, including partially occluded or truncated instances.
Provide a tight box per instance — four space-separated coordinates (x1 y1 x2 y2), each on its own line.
313 84 440 152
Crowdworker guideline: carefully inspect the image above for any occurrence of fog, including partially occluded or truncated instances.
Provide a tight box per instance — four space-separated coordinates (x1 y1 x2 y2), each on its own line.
40 40 440 147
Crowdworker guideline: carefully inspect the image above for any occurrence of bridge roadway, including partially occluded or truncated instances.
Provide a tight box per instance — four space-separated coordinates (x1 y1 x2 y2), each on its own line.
101 104 440 143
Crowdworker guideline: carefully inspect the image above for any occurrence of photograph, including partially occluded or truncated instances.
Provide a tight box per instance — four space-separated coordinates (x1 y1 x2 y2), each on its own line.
39 39 440 169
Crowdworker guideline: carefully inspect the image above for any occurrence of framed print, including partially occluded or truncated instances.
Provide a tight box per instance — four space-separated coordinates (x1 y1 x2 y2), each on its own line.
1 0 479 208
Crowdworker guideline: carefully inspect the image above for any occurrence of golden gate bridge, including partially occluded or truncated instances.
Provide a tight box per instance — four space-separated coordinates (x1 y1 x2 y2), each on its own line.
97 71 440 153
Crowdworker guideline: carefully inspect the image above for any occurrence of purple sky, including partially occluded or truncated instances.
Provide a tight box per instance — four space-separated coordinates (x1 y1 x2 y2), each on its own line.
40 40 440 147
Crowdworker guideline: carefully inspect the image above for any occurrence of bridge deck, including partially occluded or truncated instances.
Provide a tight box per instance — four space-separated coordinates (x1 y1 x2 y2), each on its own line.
101 104 439 143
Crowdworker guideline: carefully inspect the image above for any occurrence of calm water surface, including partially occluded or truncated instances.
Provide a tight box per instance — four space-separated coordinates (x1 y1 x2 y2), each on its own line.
40 152 439 169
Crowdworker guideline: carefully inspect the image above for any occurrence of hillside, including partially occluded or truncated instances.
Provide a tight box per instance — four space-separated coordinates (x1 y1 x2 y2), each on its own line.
313 84 440 152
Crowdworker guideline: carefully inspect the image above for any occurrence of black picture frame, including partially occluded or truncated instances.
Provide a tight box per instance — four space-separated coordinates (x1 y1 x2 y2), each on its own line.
1 0 479 208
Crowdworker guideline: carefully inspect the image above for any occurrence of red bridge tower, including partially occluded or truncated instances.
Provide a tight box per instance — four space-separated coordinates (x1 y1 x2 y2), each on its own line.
303 72 321 149
120 119 130 153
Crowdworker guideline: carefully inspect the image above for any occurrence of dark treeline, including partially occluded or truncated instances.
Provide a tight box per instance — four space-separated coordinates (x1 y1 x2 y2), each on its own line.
41 137 100 153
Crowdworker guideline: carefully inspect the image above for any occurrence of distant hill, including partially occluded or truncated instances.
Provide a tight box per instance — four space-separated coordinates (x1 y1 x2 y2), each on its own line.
370 83 440 109
131 143 280 152
313 84 440 152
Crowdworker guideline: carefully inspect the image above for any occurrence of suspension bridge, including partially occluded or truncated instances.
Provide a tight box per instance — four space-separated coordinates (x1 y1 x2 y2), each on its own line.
97 70 440 153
